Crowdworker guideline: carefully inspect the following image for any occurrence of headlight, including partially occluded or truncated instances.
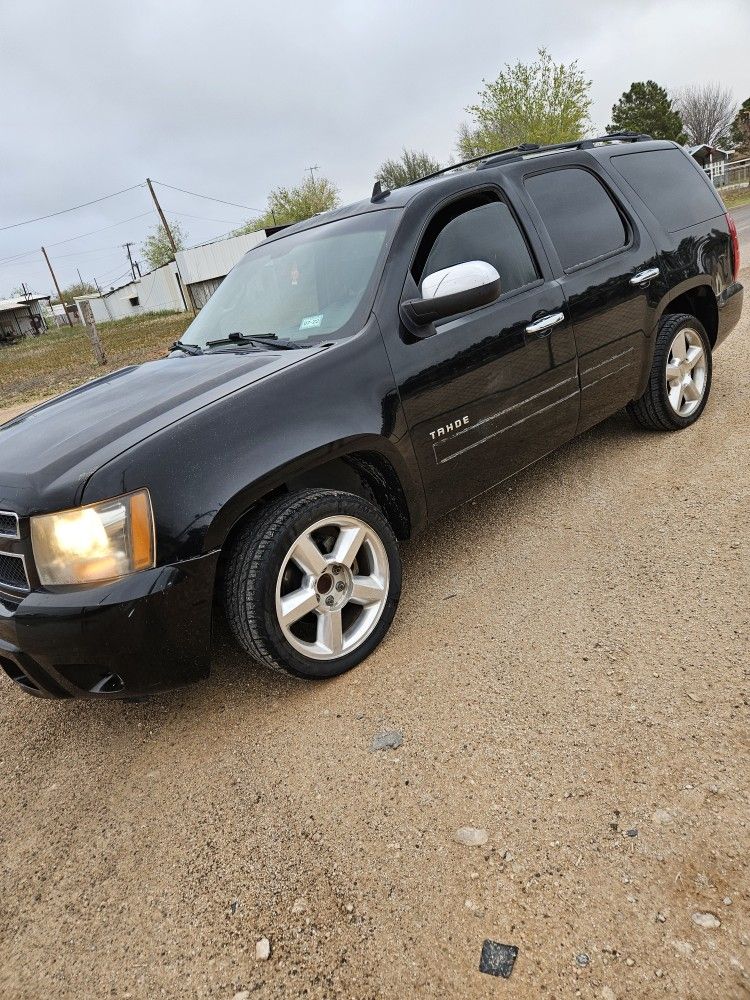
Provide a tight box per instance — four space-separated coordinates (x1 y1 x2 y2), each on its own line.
31 490 155 586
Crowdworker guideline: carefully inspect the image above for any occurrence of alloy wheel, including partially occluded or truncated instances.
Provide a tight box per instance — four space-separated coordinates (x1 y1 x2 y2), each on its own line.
665 327 707 417
275 515 390 660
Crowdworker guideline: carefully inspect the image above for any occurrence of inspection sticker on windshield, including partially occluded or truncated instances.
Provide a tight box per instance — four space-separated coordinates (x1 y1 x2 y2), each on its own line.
299 314 323 330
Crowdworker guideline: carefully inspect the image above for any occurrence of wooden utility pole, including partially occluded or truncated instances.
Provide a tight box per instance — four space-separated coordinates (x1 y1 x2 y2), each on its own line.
78 298 107 366
41 246 73 326
123 242 137 281
146 177 196 314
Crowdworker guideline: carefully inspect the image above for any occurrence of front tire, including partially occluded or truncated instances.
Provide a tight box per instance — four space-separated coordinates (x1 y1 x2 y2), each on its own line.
627 313 712 431
223 489 402 679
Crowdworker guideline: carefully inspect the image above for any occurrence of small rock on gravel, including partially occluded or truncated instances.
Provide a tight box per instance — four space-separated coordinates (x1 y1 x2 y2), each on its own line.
291 897 306 914
479 940 518 978
575 953 590 967
601 988 617 1000
255 937 271 960
652 809 673 824
233 992 250 1000
454 826 489 847
692 911 721 929
370 730 403 751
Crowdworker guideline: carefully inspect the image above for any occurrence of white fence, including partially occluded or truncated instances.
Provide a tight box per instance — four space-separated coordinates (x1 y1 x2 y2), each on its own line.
705 157 750 190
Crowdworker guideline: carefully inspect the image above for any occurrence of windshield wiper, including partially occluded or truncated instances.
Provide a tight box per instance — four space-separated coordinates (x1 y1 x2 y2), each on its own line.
169 339 203 355
206 332 297 350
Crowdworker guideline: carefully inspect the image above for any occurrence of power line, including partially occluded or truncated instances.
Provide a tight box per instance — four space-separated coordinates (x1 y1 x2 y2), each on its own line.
0 182 145 233
152 179 262 214
166 208 244 225
0 210 155 267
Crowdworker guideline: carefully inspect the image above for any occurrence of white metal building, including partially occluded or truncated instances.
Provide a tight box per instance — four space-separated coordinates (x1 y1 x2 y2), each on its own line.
0 294 51 341
72 228 268 324
75 260 186 324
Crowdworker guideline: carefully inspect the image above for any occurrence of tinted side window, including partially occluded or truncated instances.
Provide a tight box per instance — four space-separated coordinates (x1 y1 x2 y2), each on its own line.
416 198 537 297
525 168 627 270
610 148 723 233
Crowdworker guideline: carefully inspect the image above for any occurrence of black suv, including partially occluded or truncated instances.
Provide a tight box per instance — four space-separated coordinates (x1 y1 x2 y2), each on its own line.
0 135 743 698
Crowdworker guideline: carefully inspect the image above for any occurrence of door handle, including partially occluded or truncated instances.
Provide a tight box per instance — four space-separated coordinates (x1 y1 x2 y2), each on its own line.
525 311 565 336
630 267 660 286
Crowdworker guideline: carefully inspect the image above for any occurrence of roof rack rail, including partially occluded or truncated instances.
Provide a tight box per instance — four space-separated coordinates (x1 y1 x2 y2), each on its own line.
406 146 526 185
477 131 652 170
407 132 654 185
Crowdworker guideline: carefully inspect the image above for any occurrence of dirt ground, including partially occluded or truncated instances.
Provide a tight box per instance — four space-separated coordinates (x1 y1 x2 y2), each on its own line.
1 279 748 1000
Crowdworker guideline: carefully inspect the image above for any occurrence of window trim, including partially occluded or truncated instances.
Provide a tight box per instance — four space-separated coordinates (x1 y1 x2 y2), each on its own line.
523 164 634 274
403 185 544 329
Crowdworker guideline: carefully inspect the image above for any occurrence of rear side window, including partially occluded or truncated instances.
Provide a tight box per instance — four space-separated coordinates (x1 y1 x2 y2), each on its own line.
525 168 627 270
415 196 538 296
610 148 722 233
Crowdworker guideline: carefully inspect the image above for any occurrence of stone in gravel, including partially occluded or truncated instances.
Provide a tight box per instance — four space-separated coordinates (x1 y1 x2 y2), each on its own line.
479 940 518 978
575 953 590 967
291 897 306 914
255 937 271 960
723 897 732 905
652 809 673 824
370 730 403 751
233 992 250 1000
601 988 617 1000
625 828 638 838
692 911 721 929
454 827 489 847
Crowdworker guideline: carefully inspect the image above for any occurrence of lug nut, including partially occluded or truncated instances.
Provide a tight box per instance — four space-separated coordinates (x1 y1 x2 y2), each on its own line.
335 581 346 592
332 565 341 574
325 596 335 606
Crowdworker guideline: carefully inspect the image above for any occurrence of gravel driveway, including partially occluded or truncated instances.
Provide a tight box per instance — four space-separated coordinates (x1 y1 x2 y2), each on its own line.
1 279 748 999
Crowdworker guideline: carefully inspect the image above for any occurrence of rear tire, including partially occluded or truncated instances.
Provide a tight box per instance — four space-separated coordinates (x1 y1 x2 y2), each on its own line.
223 489 402 679
627 313 712 431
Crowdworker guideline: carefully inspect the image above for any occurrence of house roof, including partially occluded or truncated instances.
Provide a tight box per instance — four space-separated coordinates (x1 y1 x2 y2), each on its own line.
0 294 50 314
685 144 731 157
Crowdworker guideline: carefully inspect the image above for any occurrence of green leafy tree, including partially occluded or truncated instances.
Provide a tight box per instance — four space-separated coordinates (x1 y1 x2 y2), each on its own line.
235 175 340 234
376 148 442 188
608 81 686 142
730 97 750 154
456 48 592 158
57 280 98 304
141 220 187 270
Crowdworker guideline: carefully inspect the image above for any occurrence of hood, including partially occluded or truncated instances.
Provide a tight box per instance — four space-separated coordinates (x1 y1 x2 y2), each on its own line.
0 348 316 514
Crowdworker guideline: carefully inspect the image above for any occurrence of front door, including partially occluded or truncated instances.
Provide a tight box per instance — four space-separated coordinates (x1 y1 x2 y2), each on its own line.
522 160 658 433
381 188 580 520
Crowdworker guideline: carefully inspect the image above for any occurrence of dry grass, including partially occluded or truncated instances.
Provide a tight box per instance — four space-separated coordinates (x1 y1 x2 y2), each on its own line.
0 311 192 409
721 185 750 209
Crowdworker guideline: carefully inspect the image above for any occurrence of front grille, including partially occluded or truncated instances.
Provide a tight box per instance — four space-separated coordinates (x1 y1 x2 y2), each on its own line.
0 511 19 538
0 553 29 592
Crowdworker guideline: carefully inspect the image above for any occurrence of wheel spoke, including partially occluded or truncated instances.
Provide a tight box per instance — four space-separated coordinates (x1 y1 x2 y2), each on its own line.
279 586 318 626
331 524 366 567
350 574 386 606
290 533 327 577
682 377 701 402
668 382 684 411
318 609 344 655
670 330 687 362
666 361 682 382
685 344 704 371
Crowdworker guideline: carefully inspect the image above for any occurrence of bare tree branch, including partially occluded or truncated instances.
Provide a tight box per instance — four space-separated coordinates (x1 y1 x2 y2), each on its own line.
675 83 737 148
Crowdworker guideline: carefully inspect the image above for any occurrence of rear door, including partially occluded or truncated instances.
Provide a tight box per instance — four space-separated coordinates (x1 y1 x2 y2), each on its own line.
380 186 579 520
521 158 659 433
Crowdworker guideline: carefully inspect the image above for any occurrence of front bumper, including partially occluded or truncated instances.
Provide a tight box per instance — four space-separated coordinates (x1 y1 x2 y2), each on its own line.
0 551 219 699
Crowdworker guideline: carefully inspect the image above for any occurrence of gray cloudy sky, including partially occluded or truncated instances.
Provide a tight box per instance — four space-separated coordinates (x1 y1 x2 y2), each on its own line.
1 0 748 295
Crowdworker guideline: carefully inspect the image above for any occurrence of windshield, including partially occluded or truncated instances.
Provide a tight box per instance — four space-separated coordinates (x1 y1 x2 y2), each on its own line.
182 211 397 350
